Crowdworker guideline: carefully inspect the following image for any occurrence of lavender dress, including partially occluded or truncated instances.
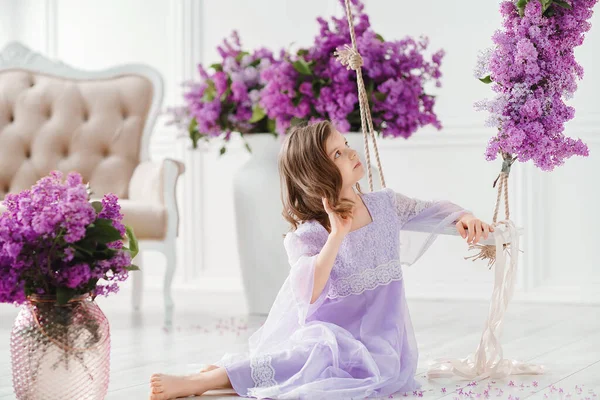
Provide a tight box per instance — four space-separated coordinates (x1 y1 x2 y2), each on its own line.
215 188 467 399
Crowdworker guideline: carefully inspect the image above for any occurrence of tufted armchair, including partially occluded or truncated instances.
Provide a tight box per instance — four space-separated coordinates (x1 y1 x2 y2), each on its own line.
0 42 184 326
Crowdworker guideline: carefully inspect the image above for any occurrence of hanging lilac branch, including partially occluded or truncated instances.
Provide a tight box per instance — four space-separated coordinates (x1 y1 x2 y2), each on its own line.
475 0 597 171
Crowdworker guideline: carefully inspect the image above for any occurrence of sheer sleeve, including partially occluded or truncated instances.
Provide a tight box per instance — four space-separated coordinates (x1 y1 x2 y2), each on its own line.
284 230 330 321
246 226 327 356
389 189 471 266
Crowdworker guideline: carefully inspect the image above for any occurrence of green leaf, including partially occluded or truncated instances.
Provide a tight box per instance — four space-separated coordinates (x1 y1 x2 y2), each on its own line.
125 226 138 259
249 59 261 68
91 201 103 214
244 142 252 153
297 49 309 57
366 80 375 97
188 117 198 133
125 264 140 271
202 81 216 102
292 59 312 75
221 88 231 102
311 81 322 98
267 119 276 134
290 117 305 126
57 287 76 305
72 239 94 255
479 75 493 84
220 146 227 156
210 63 223 72
235 51 250 62
375 33 385 42
374 92 388 102
553 0 572 9
541 0 553 12
86 218 122 244
188 118 200 149
516 0 529 16
249 104 266 123
93 247 118 260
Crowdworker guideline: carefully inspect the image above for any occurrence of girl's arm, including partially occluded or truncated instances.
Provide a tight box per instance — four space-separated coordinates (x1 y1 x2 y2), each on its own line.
311 233 344 304
393 191 492 244
310 198 353 303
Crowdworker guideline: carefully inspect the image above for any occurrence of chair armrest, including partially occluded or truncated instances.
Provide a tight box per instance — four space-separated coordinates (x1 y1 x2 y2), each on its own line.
129 159 185 236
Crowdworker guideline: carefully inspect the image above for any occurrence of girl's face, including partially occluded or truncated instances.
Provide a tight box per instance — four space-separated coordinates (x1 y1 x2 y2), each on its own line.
325 129 364 188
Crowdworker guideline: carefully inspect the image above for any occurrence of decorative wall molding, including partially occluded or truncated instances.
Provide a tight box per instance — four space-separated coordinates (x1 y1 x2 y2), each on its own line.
44 0 57 58
173 0 207 280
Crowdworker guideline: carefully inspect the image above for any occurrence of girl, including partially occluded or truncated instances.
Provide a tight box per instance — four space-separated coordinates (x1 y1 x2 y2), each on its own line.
149 121 493 399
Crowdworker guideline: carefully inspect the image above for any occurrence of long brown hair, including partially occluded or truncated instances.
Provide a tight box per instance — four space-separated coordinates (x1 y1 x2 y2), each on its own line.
279 121 360 232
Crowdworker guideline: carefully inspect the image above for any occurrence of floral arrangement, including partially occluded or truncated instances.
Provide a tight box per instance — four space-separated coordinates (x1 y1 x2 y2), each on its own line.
169 0 445 152
168 32 276 153
260 0 445 138
474 0 597 171
0 171 139 305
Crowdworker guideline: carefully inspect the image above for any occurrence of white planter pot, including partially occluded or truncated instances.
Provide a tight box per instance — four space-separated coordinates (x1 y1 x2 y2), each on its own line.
233 134 289 315
344 132 384 192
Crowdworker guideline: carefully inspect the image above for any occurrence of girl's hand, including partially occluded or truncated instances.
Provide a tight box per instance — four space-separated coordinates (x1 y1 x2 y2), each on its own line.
323 198 353 239
455 214 494 244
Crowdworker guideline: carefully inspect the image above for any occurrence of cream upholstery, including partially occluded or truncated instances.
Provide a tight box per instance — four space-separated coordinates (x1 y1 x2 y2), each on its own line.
0 42 184 327
0 71 151 200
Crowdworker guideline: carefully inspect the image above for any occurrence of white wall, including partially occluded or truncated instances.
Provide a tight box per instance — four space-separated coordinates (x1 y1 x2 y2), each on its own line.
1 0 599 304
0 1 16 46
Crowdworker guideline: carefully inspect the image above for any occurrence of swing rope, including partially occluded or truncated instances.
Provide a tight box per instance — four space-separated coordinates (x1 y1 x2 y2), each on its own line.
334 0 385 192
465 153 516 267
334 0 543 381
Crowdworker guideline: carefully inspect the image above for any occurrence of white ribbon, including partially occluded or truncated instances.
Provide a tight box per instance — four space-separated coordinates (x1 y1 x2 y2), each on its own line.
427 220 545 379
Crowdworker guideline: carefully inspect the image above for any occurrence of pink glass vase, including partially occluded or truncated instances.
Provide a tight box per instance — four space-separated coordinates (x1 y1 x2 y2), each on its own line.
10 294 111 400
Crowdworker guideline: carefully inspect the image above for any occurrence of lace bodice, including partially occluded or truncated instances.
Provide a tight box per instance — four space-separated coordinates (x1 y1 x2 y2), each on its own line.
290 189 435 299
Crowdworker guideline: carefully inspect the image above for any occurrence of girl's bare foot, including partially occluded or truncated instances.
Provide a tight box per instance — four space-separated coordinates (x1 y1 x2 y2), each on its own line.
149 367 231 399
149 374 207 399
154 364 218 384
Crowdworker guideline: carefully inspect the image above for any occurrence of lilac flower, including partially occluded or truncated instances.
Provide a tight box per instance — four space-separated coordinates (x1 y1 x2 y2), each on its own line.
475 0 597 171
168 31 276 150
260 0 444 138
59 263 92 289
0 171 138 304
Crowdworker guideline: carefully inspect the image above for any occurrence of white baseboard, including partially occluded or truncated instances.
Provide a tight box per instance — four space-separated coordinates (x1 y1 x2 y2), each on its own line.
144 276 244 293
134 277 600 306
405 281 600 305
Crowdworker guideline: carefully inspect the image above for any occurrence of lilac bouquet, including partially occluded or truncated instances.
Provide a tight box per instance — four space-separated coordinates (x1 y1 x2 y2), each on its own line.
0 171 139 305
475 0 597 171
260 0 445 138
168 31 277 153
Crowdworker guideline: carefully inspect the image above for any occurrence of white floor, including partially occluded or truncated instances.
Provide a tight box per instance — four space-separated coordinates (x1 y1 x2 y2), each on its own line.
0 289 599 400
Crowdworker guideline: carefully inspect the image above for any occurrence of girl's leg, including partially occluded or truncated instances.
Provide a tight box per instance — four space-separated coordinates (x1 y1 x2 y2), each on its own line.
149 367 232 400
199 364 219 373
